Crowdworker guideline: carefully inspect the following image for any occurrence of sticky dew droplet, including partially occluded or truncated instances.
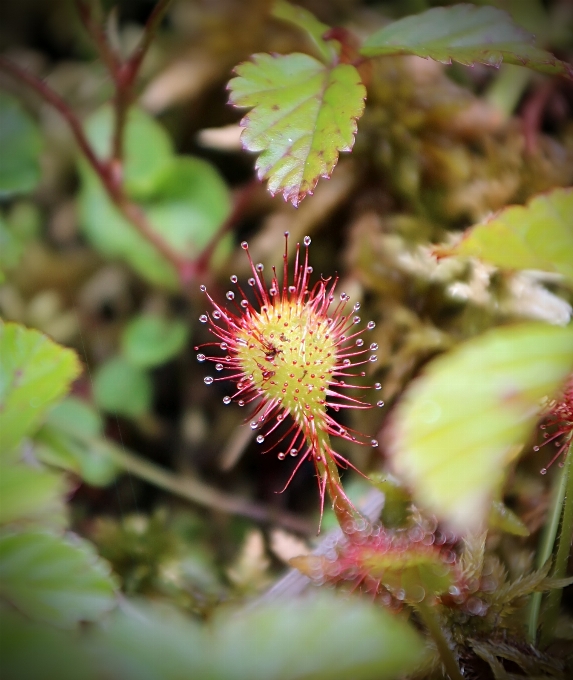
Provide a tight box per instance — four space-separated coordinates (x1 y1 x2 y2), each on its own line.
241 241 248 249
374 382 382 390
226 291 235 300
199 314 208 323
223 396 231 404
197 354 206 362
204 376 213 385
367 321 376 330
256 435 265 444
199 285 206 292
303 236 311 246
377 400 385 407
230 275 238 283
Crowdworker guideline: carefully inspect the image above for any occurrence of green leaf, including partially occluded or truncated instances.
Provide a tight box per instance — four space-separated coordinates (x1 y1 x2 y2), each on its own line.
0 530 117 628
46 396 103 440
93 356 152 418
84 105 173 198
386 322 573 533
229 52 365 206
85 601 208 680
271 0 338 64
360 4 572 78
212 593 425 680
0 610 99 680
121 313 189 368
0 322 81 456
489 500 529 537
0 462 67 526
79 155 231 290
0 92 43 198
446 187 573 283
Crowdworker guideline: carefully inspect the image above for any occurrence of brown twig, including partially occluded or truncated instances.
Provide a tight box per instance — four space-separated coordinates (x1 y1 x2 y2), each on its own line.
75 0 121 78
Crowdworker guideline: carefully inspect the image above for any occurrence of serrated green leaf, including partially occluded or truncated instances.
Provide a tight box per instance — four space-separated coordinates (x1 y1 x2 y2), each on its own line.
387 323 573 533
0 322 81 456
93 356 152 418
489 500 529 537
212 593 425 680
79 155 231 290
121 314 189 368
229 52 365 206
448 187 573 283
272 0 338 64
0 462 67 526
360 4 572 78
84 105 173 198
0 530 116 628
0 92 43 198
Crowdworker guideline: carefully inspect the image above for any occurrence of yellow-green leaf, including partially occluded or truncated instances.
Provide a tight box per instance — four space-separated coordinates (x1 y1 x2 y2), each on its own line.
386 323 573 534
448 187 573 283
0 322 81 456
229 53 365 206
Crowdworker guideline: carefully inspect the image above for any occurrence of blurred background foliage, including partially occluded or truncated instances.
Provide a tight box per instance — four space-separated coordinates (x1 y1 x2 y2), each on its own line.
0 0 572 678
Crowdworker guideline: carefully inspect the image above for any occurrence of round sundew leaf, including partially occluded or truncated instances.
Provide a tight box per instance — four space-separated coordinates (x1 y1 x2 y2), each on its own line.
84 105 173 198
0 322 81 456
386 322 573 534
211 592 426 680
228 52 365 206
360 4 573 77
121 314 189 368
442 187 573 284
0 530 117 628
0 92 43 198
93 356 152 418
0 462 67 526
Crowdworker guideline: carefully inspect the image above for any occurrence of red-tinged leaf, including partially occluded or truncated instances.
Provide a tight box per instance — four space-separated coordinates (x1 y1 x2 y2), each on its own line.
360 4 572 79
228 53 365 206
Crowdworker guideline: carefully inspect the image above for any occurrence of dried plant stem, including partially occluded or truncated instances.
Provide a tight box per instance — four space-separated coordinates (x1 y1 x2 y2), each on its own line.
539 442 573 648
528 447 571 642
105 439 312 535
415 601 463 680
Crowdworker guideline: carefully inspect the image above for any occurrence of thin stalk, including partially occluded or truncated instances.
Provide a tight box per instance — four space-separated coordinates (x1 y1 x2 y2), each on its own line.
416 601 463 680
75 0 121 77
104 438 313 535
315 431 366 536
527 448 570 642
127 0 174 80
539 442 573 648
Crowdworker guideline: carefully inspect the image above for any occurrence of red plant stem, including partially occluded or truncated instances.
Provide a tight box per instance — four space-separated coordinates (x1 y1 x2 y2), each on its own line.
0 56 106 178
75 0 121 77
0 56 191 281
127 0 174 82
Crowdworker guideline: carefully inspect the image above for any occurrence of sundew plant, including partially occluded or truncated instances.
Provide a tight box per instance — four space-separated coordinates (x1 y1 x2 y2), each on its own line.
1 1 573 679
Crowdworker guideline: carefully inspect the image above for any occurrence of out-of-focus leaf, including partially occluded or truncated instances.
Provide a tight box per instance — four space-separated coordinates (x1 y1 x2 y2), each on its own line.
0 610 98 680
0 322 81 456
360 4 572 77
85 601 208 680
78 156 231 290
386 323 573 533
93 356 152 418
122 314 189 368
0 462 66 526
84 105 173 198
443 187 573 283
229 53 365 206
35 425 119 488
272 0 338 63
46 396 103 440
489 501 529 537
0 92 43 198
0 530 117 628
0 202 41 275
36 397 118 486
212 593 425 680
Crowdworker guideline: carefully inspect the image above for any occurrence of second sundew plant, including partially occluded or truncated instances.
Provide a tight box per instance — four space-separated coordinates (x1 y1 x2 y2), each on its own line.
196 233 383 530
